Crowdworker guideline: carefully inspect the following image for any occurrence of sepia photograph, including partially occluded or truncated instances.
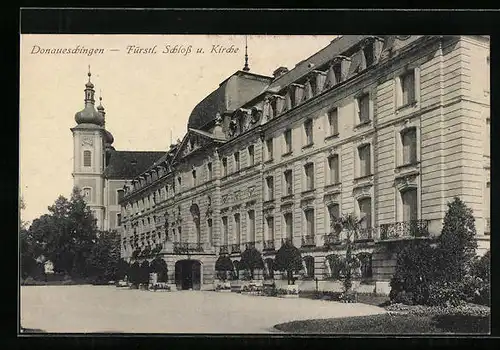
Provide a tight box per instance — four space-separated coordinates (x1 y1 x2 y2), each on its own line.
19 31 491 335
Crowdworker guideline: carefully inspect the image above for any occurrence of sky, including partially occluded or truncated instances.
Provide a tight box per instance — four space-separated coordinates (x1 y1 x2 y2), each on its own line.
19 34 336 225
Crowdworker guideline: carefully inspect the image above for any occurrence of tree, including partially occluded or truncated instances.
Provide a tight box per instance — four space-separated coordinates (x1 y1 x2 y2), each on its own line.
274 241 302 285
128 261 140 285
389 240 438 305
436 197 478 283
150 257 168 282
239 247 264 280
139 260 151 284
86 230 121 282
215 256 234 281
116 258 129 281
27 187 98 277
20 197 30 231
333 213 363 296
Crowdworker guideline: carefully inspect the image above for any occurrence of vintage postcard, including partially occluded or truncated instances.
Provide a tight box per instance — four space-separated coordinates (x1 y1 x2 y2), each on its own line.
19 32 491 334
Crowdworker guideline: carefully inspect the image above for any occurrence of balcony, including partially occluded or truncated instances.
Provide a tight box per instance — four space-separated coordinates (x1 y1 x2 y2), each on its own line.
301 235 316 247
324 234 342 247
354 227 375 242
219 245 229 255
263 240 275 251
379 220 430 241
230 243 241 254
173 242 204 254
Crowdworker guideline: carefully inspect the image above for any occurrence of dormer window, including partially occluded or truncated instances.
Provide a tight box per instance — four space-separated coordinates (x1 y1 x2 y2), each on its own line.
363 42 374 67
234 152 240 172
192 169 197 186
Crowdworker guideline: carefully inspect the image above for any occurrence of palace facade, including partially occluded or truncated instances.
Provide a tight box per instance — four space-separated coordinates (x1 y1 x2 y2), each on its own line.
112 35 489 293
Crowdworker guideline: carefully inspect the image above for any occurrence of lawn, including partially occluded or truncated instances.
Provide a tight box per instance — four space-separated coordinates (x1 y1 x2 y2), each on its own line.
274 313 490 334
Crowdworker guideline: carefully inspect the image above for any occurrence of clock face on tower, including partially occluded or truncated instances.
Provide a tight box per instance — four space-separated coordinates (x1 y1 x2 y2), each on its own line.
81 136 93 147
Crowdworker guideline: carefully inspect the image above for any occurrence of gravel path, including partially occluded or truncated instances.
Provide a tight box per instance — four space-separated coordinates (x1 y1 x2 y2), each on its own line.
21 285 386 333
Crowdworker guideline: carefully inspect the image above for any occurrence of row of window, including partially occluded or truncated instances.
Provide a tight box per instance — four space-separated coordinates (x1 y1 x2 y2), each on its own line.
222 188 417 244
124 125 417 218
124 186 418 247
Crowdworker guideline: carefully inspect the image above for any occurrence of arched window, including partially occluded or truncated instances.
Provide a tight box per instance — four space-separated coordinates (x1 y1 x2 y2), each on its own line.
357 252 373 280
303 256 315 278
83 150 92 167
325 254 343 280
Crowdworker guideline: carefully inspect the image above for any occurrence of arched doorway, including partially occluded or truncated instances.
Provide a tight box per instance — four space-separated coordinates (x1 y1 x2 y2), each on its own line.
175 260 202 290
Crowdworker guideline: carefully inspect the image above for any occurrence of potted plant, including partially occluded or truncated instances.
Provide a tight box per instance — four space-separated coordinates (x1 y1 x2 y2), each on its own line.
274 241 303 286
239 246 264 281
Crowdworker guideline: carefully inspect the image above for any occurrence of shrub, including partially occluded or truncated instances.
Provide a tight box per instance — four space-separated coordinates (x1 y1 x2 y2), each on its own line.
471 251 490 307
214 256 234 281
274 241 303 285
435 197 478 283
427 281 466 307
389 240 437 305
239 247 264 280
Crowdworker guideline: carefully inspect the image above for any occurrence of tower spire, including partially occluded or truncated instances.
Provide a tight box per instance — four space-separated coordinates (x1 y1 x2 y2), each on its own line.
84 65 95 105
243 36 250 72
97 89 106 126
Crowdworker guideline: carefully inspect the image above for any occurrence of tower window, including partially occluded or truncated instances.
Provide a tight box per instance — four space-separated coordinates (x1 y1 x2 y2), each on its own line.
82 187 92 202
117 189 125 203
83 150 92 167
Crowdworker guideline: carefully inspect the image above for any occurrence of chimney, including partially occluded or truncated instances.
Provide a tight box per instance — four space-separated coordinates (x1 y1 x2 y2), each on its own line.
272 66 289 79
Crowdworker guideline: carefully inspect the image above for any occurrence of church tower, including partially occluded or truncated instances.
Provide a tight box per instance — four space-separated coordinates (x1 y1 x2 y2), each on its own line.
70 67 109 230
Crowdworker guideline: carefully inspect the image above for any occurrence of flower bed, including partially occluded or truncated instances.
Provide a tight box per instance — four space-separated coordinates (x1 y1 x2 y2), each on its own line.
241 283 264 295
215 281 232 292
115 280 129 288
385 303 490 317
276 286 299 298
150 282 171 292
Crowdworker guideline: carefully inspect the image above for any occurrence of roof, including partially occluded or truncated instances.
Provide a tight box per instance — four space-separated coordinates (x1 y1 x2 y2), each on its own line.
103 150 165 180
187 70 272 129
267 35 367 92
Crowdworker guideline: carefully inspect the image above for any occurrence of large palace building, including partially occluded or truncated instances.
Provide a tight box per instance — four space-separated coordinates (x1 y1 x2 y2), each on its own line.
73 35 490 294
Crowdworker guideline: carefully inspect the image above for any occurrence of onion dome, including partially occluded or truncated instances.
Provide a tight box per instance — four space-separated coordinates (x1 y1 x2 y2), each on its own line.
74 66 105 126
97 95 115 145
104 129 114 145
